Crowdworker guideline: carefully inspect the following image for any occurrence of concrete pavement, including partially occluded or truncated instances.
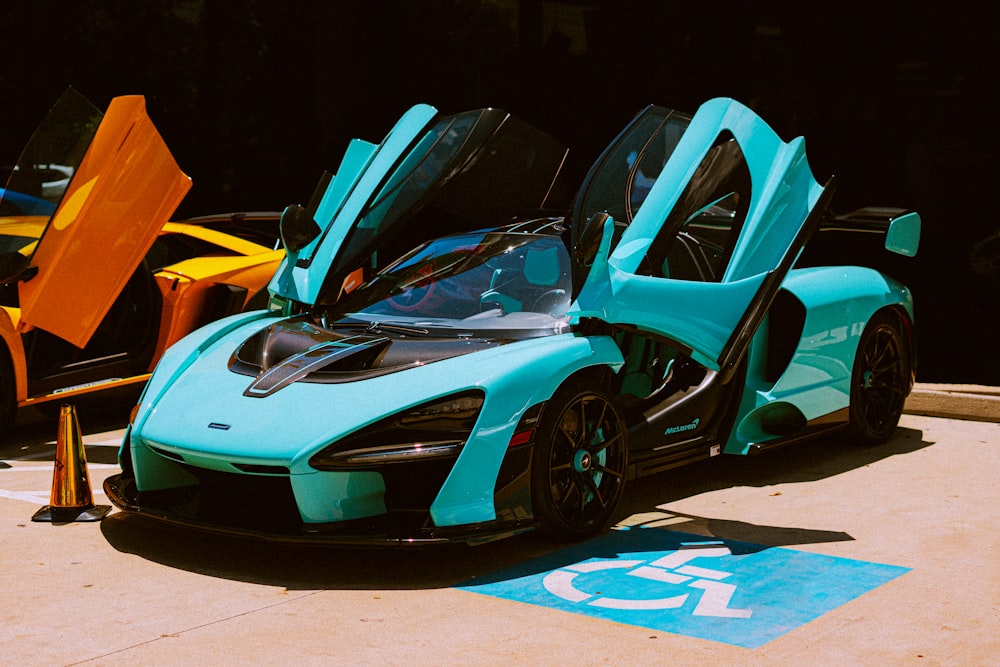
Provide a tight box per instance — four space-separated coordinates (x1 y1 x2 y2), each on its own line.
1 387 998 665
904 383 1000 423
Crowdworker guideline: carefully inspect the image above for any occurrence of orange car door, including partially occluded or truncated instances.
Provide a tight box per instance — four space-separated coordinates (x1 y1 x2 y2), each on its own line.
18 95 191 348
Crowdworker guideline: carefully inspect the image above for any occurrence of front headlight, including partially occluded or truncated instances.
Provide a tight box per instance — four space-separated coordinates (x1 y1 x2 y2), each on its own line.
309 390 485 470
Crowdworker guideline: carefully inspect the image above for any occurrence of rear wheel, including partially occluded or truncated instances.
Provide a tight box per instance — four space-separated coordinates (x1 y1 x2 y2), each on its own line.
847 312 910 445
531 382 627 540
0 345 16 436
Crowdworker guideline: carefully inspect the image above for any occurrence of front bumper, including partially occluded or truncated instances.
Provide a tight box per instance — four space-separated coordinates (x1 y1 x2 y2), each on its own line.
103 473 534 547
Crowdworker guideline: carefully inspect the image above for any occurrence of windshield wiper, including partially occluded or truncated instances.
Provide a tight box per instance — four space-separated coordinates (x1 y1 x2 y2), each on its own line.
365 321 430 335
318 316 429 336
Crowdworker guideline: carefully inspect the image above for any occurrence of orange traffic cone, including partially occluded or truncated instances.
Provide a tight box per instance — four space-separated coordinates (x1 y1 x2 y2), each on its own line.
31 404 111 522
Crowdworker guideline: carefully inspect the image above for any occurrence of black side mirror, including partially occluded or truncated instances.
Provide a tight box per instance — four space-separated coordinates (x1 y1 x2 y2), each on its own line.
279 204 321 253
574 212 611 269
0 252 31 284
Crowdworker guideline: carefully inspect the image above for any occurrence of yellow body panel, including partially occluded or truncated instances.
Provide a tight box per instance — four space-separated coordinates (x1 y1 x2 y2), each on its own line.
0 216 47 255
161 221 276 256
151 251 283 360
0 306 28 403
0 95 285 416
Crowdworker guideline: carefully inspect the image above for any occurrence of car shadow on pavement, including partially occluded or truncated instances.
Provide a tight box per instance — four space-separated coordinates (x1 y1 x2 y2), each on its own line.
97 425 933 591
99 512 558 591
0 405 130 466
623 425 931 501
609 425 932 544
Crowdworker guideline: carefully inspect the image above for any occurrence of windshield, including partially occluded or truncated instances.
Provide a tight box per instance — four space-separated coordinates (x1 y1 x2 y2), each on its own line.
324 229 573 335
0 88 102 259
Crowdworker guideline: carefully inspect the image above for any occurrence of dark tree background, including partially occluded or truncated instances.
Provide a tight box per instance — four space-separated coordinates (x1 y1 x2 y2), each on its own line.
1 0 997 384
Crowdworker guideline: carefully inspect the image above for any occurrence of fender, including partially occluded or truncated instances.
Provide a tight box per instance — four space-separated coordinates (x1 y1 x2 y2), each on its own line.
133 308 280 430
0 307 27 403
430 333 624 527
727 266 914 453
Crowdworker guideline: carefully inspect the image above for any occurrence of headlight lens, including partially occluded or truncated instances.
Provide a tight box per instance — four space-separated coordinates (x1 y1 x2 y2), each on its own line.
309 390 485 470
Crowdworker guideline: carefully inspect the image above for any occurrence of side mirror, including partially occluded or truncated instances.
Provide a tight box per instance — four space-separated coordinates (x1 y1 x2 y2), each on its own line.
279 204 321 253
885 211 920 257
574 212 612 269
0 251 31 284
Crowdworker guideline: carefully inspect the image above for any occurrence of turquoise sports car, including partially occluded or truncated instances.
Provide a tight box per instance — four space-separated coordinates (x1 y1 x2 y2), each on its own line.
105 98 920 545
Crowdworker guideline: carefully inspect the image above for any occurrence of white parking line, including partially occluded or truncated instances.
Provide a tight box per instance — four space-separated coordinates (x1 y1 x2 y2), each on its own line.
0 489 51 504
0 488 108 505
2 437 122 462
89 437 124 447
1 464 119 471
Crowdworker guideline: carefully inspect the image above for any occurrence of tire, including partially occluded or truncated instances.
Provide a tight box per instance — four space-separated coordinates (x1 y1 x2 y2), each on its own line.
0 345 16 436
531 381 627 540
847 312 911 446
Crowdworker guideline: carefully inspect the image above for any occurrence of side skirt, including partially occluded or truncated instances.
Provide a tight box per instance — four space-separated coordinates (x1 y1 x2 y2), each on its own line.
745 407 850 454
627 436 721 480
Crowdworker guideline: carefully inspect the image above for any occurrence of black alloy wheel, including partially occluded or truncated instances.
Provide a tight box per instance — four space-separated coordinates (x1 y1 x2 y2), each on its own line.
847 312 911 445
531 382 627 540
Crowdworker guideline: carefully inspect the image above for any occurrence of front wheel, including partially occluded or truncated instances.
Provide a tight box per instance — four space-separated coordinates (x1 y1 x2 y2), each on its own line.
847 312 911 446
531 382 627 541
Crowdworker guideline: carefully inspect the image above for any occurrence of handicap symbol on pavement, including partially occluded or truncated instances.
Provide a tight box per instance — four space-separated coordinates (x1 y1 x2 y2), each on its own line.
458 529 909 648
543 540 752 617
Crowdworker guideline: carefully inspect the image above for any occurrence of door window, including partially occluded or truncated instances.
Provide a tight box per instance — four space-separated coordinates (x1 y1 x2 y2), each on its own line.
640 132 751 282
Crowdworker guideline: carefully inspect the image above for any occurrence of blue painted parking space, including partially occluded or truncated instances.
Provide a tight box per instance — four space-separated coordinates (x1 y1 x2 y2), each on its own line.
459 528 909 648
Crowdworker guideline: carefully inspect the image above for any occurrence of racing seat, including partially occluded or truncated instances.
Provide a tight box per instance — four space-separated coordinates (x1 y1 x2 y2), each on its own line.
479 245 569 315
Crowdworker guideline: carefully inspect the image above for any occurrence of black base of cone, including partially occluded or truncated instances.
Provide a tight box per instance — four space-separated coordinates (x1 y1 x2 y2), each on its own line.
31 504 112 523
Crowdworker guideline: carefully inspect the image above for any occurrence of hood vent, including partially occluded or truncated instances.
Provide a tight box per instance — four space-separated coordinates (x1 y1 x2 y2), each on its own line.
229 316 502 393
242 335 391 398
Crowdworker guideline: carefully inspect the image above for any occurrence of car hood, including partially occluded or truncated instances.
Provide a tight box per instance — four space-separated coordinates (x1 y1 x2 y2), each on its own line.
227 315 513 397
1 87 190 347
131 317 609 468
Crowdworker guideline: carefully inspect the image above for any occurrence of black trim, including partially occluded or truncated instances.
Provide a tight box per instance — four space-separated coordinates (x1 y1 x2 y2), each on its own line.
717 177 837 383
104 473 534 547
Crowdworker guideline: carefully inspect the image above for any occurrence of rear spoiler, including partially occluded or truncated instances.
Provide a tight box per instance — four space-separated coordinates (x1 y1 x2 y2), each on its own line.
820 206 921 257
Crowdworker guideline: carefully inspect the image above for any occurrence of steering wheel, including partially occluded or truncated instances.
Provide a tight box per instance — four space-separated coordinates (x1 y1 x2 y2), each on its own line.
531 288 570 316
387 261 437 311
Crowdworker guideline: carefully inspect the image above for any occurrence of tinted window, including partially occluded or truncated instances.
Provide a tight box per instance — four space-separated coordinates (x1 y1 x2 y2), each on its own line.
574 107 690 232
641 133 751 282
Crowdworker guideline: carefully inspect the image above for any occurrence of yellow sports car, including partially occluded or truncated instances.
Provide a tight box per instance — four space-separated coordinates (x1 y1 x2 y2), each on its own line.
0 88 283 431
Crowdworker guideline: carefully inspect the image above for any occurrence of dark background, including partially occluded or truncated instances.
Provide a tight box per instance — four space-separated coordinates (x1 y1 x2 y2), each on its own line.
1 1 997 384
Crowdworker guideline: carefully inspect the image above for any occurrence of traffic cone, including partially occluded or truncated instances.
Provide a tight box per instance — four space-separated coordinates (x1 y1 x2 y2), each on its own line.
31 404 111 522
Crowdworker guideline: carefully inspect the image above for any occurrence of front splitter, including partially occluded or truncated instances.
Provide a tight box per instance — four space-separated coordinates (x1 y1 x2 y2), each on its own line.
103 473 534 547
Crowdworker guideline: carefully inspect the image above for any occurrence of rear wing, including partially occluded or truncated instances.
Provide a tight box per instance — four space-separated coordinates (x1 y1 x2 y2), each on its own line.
820 206 921 257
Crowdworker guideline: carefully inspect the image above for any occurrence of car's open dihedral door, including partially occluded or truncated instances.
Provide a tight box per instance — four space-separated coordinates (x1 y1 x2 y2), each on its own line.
15 89 191 348
269 104 568 307
572 98 830 380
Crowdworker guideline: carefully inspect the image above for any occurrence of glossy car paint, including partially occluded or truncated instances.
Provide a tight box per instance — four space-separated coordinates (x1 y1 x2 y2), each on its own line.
148 220 284 362
110 97 919 544
574 98 824 370
18 95 191 348
0 91 284 418
270 104 438 306
0 219 283 409
726 266 913 454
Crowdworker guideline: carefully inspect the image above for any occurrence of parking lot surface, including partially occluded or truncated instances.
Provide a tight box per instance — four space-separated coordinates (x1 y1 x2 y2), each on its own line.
2 394 998 666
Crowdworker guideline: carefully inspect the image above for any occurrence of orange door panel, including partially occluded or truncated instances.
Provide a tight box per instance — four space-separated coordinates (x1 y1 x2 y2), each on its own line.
18 96 191 348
